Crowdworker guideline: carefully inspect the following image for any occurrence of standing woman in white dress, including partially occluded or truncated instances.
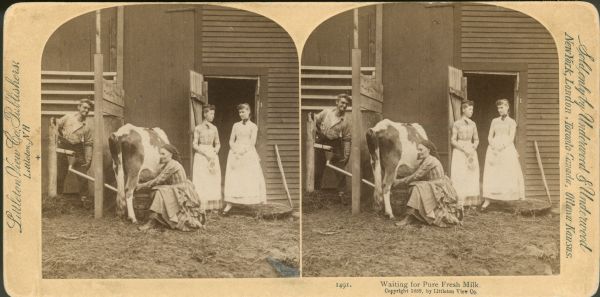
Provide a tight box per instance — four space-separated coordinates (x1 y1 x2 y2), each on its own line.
450 100 481 211
192 104 222 211
222 103 267 215
481 99 525 210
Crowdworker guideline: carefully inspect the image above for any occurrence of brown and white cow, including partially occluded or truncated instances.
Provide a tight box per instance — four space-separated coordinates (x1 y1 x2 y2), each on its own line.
366 119 428 219
108 124 170 223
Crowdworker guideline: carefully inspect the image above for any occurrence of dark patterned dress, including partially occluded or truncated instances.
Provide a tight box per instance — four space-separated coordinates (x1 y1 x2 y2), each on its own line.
404 155 461 227
145 160 205 231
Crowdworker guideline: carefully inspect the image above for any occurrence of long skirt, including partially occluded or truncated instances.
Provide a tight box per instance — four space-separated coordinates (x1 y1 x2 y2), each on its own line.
450 144 481 207
482 144 525 201
149 181 205 231
406 177 461 227
224 147 267 205
193 149 222 211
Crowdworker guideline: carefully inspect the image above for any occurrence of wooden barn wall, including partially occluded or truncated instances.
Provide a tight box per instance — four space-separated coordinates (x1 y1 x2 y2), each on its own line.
42 10 116 72
122 5 195 174
301 6 376 67
381 3 455 169
199 6 300 205
458 3 560 204
41 9 118 197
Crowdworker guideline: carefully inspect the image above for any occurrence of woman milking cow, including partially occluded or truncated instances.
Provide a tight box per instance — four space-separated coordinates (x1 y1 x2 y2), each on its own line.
393 99 525 228
137 103 266 231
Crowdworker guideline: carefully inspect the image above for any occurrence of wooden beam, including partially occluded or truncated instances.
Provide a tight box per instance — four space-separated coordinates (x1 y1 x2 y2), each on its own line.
375 4 383 86
116 6 124 89
42 90 95 95
41 79 94 84
48 118 58 198
93 10 104 219
351 9 361 215
41 70 117 76
305 113 315 193
353 9 359 49
301 65 376 72
301 85 352 90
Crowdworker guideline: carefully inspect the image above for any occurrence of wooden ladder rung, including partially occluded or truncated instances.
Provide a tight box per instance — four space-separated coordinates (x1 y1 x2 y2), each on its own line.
41 100 80 105
301 105 353 111
42 111 96 116
301 95 340 100
42 70 117 77
42 79 95 84
301 85 352 90
42 90 95 95
301 74 352 79
301 65 376 72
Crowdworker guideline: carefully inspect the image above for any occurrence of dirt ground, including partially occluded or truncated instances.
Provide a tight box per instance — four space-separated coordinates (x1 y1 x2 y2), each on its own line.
42 195 300 278
302 190 559 277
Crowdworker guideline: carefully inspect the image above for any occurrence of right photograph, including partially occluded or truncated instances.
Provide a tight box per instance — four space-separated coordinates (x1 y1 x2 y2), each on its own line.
301 2 560 276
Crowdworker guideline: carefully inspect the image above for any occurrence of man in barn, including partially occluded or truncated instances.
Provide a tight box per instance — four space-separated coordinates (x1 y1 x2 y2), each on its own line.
314 93 352 203
56 98 94 209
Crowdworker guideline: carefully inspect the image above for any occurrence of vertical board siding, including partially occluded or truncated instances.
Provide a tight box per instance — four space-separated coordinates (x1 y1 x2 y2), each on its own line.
42 9 117 72
201 6 300 205
460 4 560 204
123 5 196 174
381 3 455 170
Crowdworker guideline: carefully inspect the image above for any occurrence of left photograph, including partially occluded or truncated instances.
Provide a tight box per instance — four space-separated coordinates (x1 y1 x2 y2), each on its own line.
41 4 300 278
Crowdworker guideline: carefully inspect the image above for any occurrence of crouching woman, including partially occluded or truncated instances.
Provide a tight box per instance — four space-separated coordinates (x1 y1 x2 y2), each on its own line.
395 140 462 228
137 144 206 231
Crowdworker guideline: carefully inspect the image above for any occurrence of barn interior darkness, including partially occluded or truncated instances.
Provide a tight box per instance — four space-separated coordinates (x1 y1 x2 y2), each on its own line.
464 73 517 175
206 78 258 180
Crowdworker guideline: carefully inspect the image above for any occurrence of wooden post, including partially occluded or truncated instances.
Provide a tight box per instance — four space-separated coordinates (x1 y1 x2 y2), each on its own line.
93 10 104 218
48 118 58 198
116 6 124 90
305 113 315 193
375 4 383 86
351 9 362 215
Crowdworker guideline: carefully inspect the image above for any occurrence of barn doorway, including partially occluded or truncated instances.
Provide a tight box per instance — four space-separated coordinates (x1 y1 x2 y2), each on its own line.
463 73 518 176
205 77 258 180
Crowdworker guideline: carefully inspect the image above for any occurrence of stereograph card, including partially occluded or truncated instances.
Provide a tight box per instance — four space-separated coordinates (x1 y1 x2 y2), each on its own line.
2 2 599 297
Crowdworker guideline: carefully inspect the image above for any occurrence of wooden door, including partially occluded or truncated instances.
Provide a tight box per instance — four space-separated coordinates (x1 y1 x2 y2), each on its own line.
189 70 207 176
448 66 467 172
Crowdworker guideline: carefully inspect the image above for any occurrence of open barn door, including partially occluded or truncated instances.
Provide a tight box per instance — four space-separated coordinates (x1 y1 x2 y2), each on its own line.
189 70 208 177
448 66 467 172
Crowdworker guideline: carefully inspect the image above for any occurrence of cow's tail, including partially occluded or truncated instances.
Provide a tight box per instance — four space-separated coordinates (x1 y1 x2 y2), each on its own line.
108 133 126 216
366 128 383 208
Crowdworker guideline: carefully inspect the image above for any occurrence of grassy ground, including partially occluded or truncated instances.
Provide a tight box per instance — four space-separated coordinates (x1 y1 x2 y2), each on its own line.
42 195 299 278
302 190 559 277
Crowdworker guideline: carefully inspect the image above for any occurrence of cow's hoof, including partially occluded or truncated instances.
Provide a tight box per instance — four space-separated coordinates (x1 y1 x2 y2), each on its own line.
387 214 395 220
128 218 138 224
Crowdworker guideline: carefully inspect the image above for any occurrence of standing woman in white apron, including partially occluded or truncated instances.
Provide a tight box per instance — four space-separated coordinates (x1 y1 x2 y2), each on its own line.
481 99 525 210
192 104 222 211
222 103 267 215
450 100 481 211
